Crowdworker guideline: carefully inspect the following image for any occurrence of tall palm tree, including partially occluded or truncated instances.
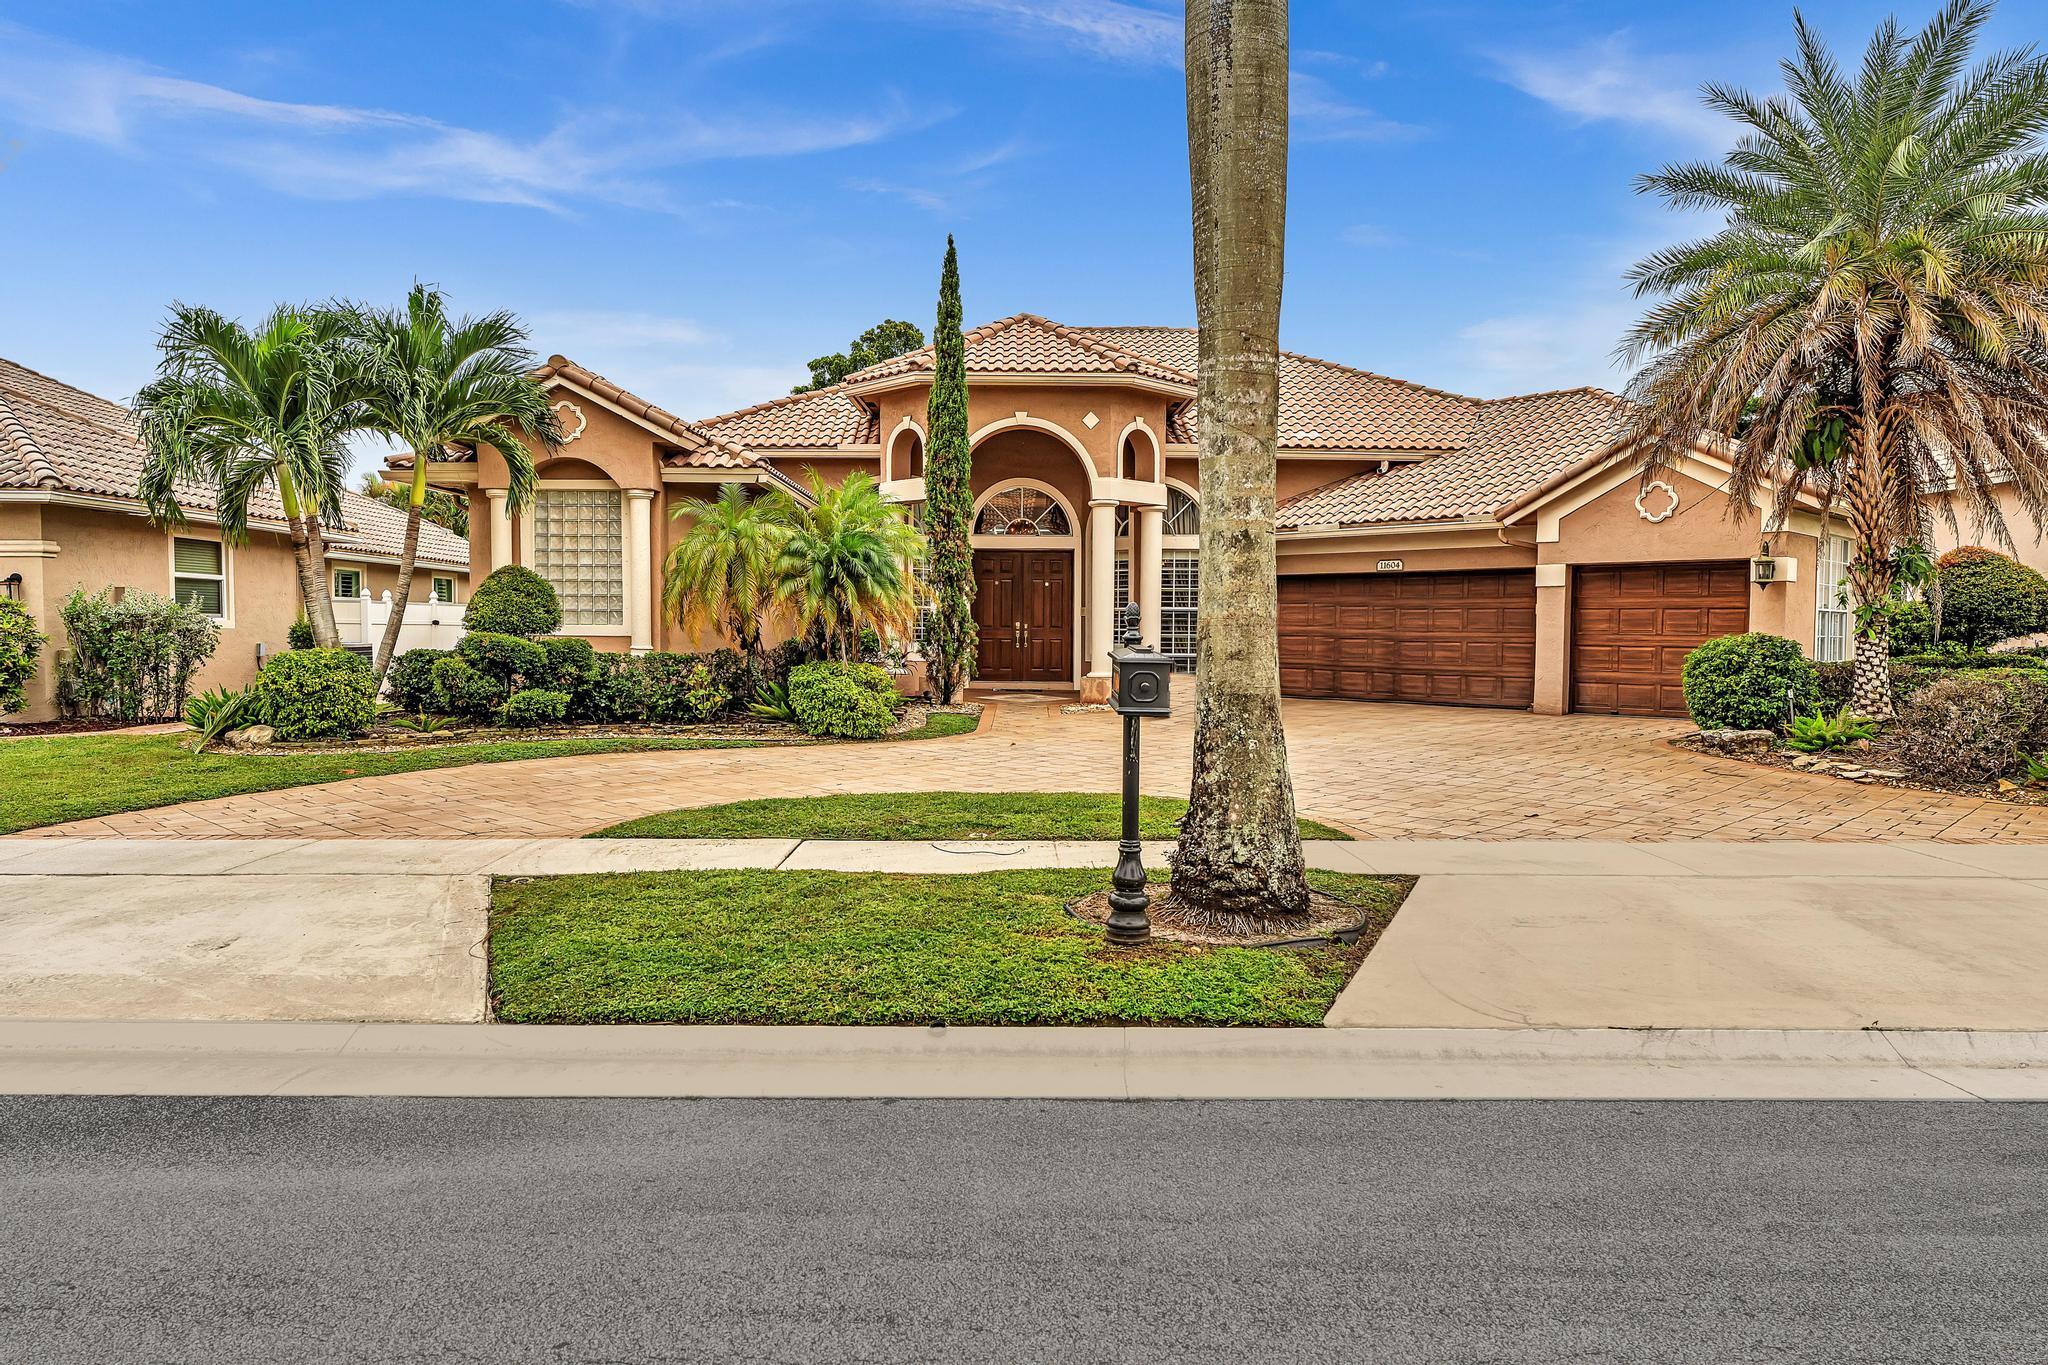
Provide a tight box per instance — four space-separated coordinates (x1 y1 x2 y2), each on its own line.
663 481 786 668
1167 0 1311 933
349 284 562 685
133 304 360 648
1619 0 2048 716
772 471 924 661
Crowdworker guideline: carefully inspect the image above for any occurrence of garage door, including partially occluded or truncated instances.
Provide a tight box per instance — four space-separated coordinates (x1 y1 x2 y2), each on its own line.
1571 562 1749 717
1279 571 1537 708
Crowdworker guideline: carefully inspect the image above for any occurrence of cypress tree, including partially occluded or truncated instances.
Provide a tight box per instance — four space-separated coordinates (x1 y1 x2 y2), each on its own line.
921 236 975 701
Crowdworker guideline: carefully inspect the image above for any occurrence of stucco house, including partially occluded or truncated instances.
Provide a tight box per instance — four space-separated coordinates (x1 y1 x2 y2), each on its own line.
0 356 470 721
403 313 1846 717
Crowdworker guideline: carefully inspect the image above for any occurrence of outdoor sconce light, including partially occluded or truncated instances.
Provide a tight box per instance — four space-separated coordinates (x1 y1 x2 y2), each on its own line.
0 573 20 601
1106 602 1174 946
1751 542 1778 589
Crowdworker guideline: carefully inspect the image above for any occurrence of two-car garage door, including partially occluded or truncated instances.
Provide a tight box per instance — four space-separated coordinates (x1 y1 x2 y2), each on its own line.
1279 571 1536 708
1278 561 1749 717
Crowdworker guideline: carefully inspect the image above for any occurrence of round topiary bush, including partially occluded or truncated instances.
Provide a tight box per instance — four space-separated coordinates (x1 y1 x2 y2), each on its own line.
1680 632 1820 732
498 688 571 728
0 599 46 716
787 660 897 739
287 614 315 651
252 647 377 741
1936 547 2048 647
463 565 562 637
386 647 449 714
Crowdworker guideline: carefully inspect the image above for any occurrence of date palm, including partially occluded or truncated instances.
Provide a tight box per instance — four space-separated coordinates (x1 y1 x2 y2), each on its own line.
1167 0 1312 932
663 481 786 670
350 284 562 685
133 304 359 648
772 471 924 661
1619 0 2048 716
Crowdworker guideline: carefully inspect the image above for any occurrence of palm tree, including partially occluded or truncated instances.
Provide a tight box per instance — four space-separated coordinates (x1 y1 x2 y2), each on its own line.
349 284 562 685
133 304 360 647
663 481 786 669
1166 0 1311 933
1619 0 2048 717
772 471 924 661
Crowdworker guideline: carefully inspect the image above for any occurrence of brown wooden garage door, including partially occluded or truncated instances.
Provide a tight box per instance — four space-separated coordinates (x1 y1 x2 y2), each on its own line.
1571 562 1749 717
1279 571 1537 708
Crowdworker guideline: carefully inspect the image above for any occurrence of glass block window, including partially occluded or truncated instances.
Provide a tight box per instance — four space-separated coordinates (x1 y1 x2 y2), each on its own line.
534 488 624 629
432 577 455 603
975 486 1070 536
172 537 225 617
1814 534 1854 663
1113 550 1198 672
332 568 363 599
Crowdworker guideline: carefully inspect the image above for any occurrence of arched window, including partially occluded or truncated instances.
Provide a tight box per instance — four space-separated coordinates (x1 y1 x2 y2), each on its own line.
975 485 1071 536
1115 486 1201 538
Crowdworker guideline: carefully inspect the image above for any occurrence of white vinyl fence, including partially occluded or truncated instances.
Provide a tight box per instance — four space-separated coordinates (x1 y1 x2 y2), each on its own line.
331 591 466 655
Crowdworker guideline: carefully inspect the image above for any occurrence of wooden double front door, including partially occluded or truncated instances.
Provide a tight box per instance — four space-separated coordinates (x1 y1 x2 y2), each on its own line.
974 549 1072 683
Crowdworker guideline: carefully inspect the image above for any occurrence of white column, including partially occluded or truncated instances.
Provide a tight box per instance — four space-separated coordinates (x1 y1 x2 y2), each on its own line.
625 489 655 654
1085 498 1118 701
1135 505 1164 650
486 489 514 572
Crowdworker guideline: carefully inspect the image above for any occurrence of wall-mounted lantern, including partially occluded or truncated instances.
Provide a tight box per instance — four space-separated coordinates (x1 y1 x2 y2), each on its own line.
1751 542 1778 589
1 573 21 601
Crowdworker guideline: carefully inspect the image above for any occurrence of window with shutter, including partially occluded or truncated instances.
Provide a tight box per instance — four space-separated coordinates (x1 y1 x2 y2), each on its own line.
172 538 226 618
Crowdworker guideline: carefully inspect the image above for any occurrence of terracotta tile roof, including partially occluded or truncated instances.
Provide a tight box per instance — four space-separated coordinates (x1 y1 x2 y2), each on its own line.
1275 388 1627 530
1077 327 1479 452
844 313 1197 388
692 384 878 450
533 355 759 469
0 355 467 570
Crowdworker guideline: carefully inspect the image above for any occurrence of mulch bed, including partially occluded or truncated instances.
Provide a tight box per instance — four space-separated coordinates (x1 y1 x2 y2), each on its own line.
1672 731 2048 805
1067 883 1397 949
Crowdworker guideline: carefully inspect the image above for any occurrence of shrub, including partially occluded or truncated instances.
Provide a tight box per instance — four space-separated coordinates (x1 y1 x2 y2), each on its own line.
430 655 504 719
463 565 561 637
287 614 315 651
1935 547 2048 647
1680 633 1819 732
1814 660 1855 710
184 684 270 752
1895 672 2048 785
698 648 752 715
536 636 600 697
762 638 813 688
251 648 377 741
787 660 897 739
458 629 549 687
498 688 570 728
387 648 449 713
582 654 649 724
1887 600 1936 654
1783 707 1878 753
642 653 731 723
55 588 218 722
0 599 46 716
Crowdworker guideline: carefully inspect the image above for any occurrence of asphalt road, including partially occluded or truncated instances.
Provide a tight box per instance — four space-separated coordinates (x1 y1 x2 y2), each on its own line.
4 1097 2045 1364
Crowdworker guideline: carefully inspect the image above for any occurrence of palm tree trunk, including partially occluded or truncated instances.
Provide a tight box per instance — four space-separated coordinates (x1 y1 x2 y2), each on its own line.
279 473 341 650
371 501 424 686
1845 400 1903 719
1167 0 1310 932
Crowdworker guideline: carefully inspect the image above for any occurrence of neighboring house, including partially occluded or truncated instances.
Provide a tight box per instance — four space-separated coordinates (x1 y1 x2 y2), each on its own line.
0 356 470 721
398 312 1846 717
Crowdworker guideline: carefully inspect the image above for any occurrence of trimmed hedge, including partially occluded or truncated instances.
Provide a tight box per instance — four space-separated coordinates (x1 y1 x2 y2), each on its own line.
499 688 571 728
0 599 45 716
1936 547 2048 647
643 653 732 724
252 648 377 741
1680 633 1819 732
1895 671 2048 785
386 647 449 713
788 660 898 739
463 566 562 637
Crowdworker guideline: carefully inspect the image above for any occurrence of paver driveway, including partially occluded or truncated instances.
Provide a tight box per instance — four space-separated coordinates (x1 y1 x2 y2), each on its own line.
23 699 2048 841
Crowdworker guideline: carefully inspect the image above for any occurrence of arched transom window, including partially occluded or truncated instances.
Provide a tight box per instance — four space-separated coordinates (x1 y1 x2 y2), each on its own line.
975 485 1071 536
1116 486 1201 538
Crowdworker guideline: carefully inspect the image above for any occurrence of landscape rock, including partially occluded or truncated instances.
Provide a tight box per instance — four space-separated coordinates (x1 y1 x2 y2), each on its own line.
224 725 274 749
1695 728 1777 756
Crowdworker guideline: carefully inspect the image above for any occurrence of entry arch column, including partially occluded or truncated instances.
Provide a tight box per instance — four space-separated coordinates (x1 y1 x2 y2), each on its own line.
1084 497 1119 703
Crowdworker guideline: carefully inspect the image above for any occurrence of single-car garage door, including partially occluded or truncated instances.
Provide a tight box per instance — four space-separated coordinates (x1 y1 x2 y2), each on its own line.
1279 571 1536 708
1571 562 1749 717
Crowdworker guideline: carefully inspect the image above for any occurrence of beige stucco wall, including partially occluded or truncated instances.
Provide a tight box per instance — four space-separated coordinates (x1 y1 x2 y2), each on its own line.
1926 484 2048 574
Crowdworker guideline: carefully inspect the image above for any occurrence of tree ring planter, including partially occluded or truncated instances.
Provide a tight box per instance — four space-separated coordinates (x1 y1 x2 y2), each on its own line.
1065 883 1402 950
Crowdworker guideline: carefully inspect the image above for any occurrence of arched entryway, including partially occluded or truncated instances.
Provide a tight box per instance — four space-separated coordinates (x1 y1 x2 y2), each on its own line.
970 477 1079 686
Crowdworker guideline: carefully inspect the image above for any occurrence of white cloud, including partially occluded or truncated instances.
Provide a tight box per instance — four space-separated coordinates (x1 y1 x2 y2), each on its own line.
847 177 952 212
0 21 937 213
1340 223 1398 248
900 0 1180 65
1492 33 1727 146
1291 72 1424 144
530 310 718 349
1455 305 1635 395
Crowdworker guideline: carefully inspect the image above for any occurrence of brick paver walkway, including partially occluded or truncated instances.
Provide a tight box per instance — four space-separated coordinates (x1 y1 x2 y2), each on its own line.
24 699 2048 841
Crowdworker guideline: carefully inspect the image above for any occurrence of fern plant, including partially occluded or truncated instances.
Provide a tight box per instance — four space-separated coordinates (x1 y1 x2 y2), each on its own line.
1784 707 1879 754
748 679 796 722
183 685 270 753
390 711 455 734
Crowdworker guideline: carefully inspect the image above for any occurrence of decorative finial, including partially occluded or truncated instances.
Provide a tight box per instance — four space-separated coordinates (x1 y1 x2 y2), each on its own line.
1121 600 1141 648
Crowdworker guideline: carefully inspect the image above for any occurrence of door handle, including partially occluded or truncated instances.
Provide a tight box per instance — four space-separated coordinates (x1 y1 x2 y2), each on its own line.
1013 622 1023 648
1023 622 1032 648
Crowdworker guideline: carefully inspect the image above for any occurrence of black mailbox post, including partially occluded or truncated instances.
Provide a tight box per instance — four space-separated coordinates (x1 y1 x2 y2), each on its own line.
1106 602 1174 945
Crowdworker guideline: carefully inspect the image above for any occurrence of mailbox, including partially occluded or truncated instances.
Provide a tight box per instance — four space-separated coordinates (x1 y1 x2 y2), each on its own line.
1109 603 1173 718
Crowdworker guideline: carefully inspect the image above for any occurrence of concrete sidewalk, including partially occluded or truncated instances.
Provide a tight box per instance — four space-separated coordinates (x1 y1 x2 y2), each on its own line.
2 1019 2044 1100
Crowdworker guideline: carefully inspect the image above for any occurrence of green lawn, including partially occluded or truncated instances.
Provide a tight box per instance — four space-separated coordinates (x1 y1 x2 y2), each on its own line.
591 791 1351 840
489 867 1410 1026
0 712 977 835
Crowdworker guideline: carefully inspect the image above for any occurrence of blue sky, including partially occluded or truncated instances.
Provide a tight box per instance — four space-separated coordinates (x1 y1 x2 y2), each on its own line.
3 0 2044 476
